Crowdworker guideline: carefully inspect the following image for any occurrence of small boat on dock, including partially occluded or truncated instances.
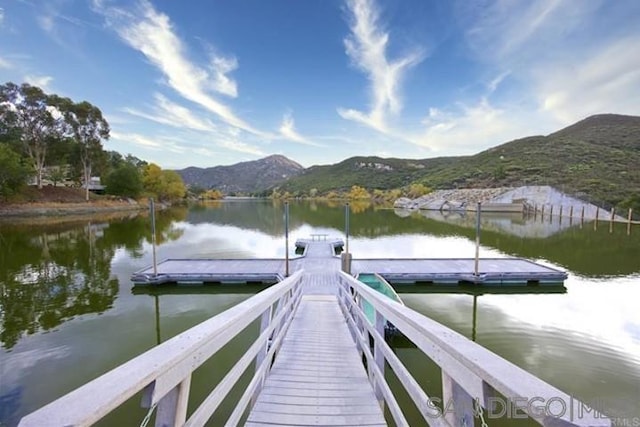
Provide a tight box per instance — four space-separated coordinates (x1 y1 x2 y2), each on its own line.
356 272 404 335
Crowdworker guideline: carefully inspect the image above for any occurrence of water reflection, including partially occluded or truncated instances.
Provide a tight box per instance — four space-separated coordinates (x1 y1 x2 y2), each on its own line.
0 208 187 350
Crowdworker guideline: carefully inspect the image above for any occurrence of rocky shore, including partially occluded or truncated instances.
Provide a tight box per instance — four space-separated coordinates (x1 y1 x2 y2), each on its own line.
394 185 615 220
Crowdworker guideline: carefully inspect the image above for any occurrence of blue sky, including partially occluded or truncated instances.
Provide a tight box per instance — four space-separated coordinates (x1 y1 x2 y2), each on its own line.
1 0 639 169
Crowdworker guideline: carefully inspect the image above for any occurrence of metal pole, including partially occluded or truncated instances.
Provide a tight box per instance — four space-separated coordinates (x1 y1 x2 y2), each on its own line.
150 198 157 276
474 202 481 277
345 203 350 254
285 201 289 277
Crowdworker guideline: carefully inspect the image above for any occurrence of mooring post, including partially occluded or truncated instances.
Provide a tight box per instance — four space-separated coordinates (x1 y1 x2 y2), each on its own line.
345 202 350 255
285 201 289 277
474 202 481 278
594 206 599 230
581 206 585 228
150 198 157 276
628 208 633 236
610 207 615 233
569 205 574 225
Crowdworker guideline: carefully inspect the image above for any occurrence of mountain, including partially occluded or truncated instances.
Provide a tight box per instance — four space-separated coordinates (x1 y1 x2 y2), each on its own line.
176 154 304 193
279 114 640 209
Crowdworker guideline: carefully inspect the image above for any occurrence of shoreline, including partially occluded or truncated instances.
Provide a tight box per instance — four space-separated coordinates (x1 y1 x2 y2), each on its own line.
0 201 147 218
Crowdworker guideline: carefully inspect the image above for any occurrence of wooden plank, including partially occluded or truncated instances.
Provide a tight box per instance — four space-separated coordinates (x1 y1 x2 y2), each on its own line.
247 411 387 426
247 295 386 426
252 402 381 415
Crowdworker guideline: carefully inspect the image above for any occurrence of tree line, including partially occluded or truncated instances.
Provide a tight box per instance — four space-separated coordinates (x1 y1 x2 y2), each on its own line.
0 82 185 202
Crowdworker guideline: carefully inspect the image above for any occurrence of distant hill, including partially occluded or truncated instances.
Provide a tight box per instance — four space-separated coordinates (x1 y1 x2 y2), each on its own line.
278 156 457 194
176 154 304 193
415 114 640 208
279 114 640 209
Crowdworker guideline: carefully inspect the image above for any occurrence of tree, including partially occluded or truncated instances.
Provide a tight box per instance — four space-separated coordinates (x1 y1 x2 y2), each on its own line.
406 183 431 198
142 164 186 201
348 185 371 200
142 163 164 197
62 100 110 201
0 82 67 188
161 170 186 201
0 143 30 199
46 166 67 187
105 163 143 198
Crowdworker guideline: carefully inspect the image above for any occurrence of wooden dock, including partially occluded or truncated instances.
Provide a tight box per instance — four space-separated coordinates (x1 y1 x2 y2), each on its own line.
131 239 567 285
246 294 386 426
21 241 607 427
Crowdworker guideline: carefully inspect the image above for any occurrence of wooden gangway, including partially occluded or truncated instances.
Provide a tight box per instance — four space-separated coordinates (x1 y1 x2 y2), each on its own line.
21 241 608 426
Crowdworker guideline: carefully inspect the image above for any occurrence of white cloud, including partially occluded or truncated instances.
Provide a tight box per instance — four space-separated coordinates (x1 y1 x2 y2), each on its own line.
0 56 11 69
209 53 238 98
24 74 53 90
123 93 217 132
93 0 264 136
535 36 640 123
110 131 188 154
37 14 55 33
414 99 530 154
338 0 424 132
0 7 6 27
218 139 264 156
278 112 321 146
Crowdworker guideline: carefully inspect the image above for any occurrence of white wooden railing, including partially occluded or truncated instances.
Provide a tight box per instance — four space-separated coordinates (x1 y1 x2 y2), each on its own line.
19 270 305 427
336 271 611 427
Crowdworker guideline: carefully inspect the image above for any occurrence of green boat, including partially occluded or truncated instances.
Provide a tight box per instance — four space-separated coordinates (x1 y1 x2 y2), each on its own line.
356 273 404 335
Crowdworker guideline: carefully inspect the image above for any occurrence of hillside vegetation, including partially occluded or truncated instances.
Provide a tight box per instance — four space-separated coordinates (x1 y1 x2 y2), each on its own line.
279 114 640 210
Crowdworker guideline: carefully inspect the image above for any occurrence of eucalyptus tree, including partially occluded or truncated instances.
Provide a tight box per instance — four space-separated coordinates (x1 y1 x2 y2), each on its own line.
62 100 110 201
0 82 67 188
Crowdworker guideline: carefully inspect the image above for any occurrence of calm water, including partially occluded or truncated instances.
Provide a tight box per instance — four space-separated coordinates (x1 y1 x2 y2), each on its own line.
1 200 639 426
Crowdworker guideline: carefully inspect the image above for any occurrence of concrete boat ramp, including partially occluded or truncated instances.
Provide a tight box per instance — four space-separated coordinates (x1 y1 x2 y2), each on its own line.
131 237 567 286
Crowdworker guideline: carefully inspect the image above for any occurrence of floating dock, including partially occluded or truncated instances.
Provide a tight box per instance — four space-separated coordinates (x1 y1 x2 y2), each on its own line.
131 238 567 285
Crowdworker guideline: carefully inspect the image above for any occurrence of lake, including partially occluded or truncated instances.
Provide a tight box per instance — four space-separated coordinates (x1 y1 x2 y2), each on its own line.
1 200 639 426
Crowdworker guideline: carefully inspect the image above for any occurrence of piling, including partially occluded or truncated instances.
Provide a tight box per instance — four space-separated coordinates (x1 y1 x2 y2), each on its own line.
284 202 290 277
150 198 158 276
474 202 481 278
609 207 615 234
558 205 562 224
594 207 599 231
534 204 537 220
541 205 545 221
628 208 633 236
580 206 585 228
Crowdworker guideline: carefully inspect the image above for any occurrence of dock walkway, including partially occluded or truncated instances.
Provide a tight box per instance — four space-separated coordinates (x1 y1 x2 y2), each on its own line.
246 294 386 426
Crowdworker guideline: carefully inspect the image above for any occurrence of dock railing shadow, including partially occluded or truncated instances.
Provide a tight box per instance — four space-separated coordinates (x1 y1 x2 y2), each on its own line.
337 271 611 427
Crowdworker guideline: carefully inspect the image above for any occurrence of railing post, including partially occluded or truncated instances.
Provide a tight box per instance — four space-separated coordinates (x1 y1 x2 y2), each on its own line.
441 372 474 427
253 304 273 403
155 375 191 427
374 309 385 410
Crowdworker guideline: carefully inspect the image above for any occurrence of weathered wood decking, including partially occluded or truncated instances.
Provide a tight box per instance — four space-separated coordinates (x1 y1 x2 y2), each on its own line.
246 294 386 426
131 238 567 285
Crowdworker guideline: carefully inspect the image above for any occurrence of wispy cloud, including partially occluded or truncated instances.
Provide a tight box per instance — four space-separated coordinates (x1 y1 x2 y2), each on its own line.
24 74 53 90
535 36 640 123
111 131 188 154
0 7 4 27
93 0 264 136
278 112 321 146
0 56 11 69
415 99 528 154
338 0 424 132
123 93 217 132
208 53 238 98
218 139 264 156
